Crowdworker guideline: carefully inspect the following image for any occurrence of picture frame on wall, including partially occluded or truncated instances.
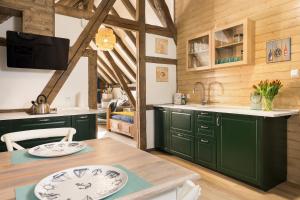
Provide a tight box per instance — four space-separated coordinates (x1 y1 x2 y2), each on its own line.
156 66 168 82
266 38 291 63
155 38 169 55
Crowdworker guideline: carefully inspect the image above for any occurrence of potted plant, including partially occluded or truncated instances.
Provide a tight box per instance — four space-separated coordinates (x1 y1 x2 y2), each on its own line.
253 80 283 111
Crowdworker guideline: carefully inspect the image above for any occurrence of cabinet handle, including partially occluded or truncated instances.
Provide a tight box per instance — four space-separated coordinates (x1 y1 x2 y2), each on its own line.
80 116 88 119
200 139 209 143
177 133 183 137
217 115 220 127
200 112 208 116
200 125 208 129
39 119 50 122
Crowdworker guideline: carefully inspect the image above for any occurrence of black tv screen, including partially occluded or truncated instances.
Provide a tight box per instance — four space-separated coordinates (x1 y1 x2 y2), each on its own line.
6 31 70 70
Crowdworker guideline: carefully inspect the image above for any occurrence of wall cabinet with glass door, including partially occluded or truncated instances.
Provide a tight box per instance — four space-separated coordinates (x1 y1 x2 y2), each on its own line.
186 31 211 71
212 19 254 69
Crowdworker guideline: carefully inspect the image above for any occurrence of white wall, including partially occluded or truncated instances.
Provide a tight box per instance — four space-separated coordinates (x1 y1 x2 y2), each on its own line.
145 35 176 149
0 15 89 110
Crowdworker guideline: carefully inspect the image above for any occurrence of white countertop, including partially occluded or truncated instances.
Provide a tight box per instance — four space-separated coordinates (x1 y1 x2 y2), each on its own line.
0 108 102 121
154 104 299 117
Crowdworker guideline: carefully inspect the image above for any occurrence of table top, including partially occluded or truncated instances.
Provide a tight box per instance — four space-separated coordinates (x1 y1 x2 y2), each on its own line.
0 138 199 200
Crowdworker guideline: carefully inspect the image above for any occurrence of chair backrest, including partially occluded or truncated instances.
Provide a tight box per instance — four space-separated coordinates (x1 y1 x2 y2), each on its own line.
0 127 76 152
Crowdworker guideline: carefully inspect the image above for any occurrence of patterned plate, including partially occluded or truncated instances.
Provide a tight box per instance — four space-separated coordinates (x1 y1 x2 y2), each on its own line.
28 141 87 157
34 165 128 200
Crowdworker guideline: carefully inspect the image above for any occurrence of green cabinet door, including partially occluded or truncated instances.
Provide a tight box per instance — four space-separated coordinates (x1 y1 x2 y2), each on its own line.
170 109 194 135
195 136 216 170
72 114 97 141
170 131 194 161
217 114 261 186
0 120 11 152
154 108 170 152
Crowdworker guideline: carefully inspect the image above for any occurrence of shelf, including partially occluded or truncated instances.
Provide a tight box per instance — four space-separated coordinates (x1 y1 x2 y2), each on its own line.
215 41 243 49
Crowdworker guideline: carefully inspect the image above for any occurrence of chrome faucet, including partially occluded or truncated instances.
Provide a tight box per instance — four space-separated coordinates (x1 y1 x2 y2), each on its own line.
208 81 224 104
193 81 207 105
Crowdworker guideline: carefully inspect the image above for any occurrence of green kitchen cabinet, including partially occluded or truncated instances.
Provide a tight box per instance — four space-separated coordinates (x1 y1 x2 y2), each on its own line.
195 135 216 170
72 114 97 141
170 109 194 135
154 107 170 152
170 131 194 161
0 114 97 152
12 116 72 132
217 113 287 190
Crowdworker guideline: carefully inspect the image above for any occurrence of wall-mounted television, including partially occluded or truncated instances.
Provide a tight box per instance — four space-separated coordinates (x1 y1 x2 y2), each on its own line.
6 31 70 70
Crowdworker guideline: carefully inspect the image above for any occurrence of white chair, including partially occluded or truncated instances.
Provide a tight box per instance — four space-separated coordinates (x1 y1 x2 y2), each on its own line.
0 127 76 151
177 180 201 200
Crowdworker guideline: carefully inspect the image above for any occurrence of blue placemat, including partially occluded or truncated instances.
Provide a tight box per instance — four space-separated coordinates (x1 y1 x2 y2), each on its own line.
15 165 152 200
11 146 94 165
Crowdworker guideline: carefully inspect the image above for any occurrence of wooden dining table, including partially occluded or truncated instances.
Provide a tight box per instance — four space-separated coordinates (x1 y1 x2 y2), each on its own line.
0 138 199 200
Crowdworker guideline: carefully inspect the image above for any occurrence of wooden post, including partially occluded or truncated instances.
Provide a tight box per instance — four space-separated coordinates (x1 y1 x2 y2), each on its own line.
136 0 147 150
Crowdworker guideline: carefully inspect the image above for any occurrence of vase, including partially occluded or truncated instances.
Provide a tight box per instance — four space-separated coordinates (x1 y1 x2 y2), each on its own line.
262 96 273 111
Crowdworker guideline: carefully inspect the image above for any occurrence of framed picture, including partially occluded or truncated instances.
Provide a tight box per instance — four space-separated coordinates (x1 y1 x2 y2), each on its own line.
155 38 169 55
156 66 168 82
266 38 291 63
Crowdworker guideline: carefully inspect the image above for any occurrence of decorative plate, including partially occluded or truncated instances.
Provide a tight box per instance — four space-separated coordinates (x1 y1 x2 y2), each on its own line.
28 141 87 157
34 165 128 200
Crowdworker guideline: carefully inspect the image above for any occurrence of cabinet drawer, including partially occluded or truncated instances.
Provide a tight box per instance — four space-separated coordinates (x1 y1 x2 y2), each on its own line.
195 136 216 170
170 131 194 161
12 116 72 132
170 109 194 135
195 122 215 138
195 111 215 123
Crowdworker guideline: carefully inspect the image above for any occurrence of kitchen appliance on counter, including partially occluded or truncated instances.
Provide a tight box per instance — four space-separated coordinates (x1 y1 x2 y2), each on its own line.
174 93 187 105
30 94 57 115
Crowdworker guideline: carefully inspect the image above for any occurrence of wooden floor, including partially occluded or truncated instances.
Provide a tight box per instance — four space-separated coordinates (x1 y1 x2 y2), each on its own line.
151 151 300 200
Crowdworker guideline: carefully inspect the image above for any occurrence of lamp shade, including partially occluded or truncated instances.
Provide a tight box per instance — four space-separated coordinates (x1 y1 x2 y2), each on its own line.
95 28 116 51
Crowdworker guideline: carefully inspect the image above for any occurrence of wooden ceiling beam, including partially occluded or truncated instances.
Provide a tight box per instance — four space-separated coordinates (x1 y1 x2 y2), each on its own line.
145 56 177 65
55 4 93 19
145 24 173 37
97 57 118 83
110 8 136 45
101 50 131 84
120 0 136 19
97 64 115 84
112 48 136 80
103 51 136 109
42 0 116 104
147 0 167 27
56 0 81 7
104 15 139 31
115 32 137 64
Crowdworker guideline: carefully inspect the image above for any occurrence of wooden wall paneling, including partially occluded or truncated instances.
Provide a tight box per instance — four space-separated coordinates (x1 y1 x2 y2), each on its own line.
110 7 136 45
41 0 116 105
136 0 147 150
103 51 136 108
175 0 300 185
83 49 98 109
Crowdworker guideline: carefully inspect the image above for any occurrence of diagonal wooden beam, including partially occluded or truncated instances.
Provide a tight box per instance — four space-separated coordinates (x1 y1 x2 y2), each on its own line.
110 8 136 46
147 0 166 27
121 0 136 19
103 51 136 108
145 24 173 37
136 0 147 150
42 0 116 104
115 32 137 64
102 51 131 84
97 57 118 83
112 49 136 80
97 64 115 84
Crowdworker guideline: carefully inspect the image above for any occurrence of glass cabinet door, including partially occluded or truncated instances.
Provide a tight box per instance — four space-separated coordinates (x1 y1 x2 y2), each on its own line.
187 32 211 71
